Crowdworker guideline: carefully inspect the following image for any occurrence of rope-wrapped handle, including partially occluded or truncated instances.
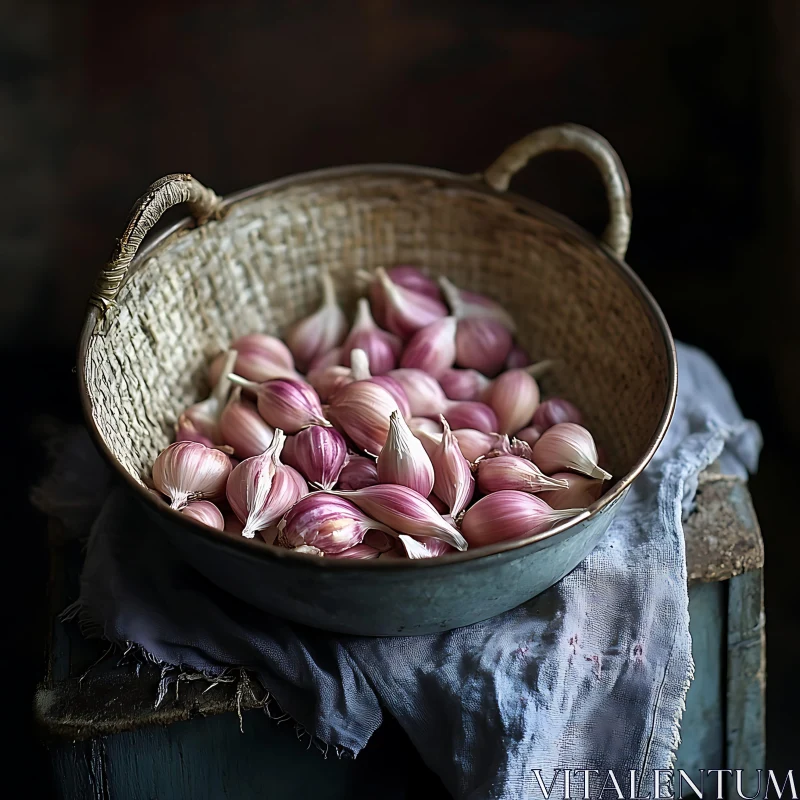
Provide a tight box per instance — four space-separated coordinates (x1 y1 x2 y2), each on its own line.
484 124 632 260
90 174 222 316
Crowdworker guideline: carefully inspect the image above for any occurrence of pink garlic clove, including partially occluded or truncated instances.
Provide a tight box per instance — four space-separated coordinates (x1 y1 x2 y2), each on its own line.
327 543 382 560
178 349 238 444
454 317 513 378
515 425 543 449
408 416 444 440
376 411 435 496
399 316 458 376
397 534 455 559
228 375 330 434
327 380 401 455
438 276 517 332
181 500 225 530
531 398 583 431
152 441 233 510
438 368 491 402
285 269 348 372
539 472 605 510
476 455 570 496
373 266 442 303
226 429 304 537
218 387 276 459
209 335 297 385
387 368 448 418
306 365 353 403
341 299 402 375
461 490 585 547
484 369 540 435
440 400 498 434
331 484 468 550
276 494 394 554
367 375 412 419
336 454 379 490
370 267 448 339
307 346 344 372
430 417 475 516
283 424 347 490
505 345 532 370
175 415 216 448
532 423 611 480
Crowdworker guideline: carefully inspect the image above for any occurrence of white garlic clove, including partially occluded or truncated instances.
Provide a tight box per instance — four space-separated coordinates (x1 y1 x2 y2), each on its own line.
152 441 233 510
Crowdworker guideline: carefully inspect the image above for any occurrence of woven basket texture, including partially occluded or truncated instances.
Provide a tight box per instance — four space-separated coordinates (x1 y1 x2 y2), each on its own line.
84 173 669 485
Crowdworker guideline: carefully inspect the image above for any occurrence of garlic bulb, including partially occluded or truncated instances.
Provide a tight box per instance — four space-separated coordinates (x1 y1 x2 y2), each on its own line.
181 500 225 530
209 335 297 385
277 494 394 554
531 398 583 431
341 298 402 375
476 455 570 495
218 387 275 458
376 411 435 496
283 424 347 489
327 380 401 455
370 267 448 339
399 316 457 376
336 454 379 490
229 375 330 433
454 317 513 377
398 534 455 559
176 349 238 444
440 400 498 434
152 441 233 509
461 491 585 547
438 276 517 332
484 369 540 435
430 418 474 516
387 368 448 417
540 472 605 510
438 368 491 402
226 429 304 537
532 423 611 480
285 269 348 372
332 485 468 550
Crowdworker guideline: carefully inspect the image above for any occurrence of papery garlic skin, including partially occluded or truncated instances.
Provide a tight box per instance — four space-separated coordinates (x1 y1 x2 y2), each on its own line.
438 368 491 402
505 345 532 369
332 484 468 550
399 316 457 377
476 455 569 495
285 269 348 372
430 418 474 516
484 369 540 435
152 441 233 510
336 455 379 490
327 380 400 455
181 500 225 530
341 298 402 375
398 534 455 559
229 375 330 434
283 424 347 489
454 317 513 377
377 411 435 496
441 400 498 434
219 387 276 459
461 490 585 547
515 425 543 449
226 429 304 537
277 493 394 554
387 368 448 417
532 423 612 480
540 472 605 510
531 398 583 431
209 335 297 385
371 267 448 339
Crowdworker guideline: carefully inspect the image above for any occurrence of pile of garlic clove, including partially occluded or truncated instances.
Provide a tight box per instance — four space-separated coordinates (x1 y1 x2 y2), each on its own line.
147 266 613 559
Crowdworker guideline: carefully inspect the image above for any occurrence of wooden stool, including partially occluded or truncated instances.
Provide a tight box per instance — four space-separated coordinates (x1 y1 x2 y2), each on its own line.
35 468 765 799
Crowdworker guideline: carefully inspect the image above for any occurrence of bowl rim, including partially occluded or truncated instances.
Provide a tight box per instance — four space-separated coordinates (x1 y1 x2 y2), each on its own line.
77 162 678 570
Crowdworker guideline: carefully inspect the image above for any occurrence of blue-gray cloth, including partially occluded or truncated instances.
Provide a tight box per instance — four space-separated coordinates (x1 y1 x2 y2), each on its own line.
34 343 760 799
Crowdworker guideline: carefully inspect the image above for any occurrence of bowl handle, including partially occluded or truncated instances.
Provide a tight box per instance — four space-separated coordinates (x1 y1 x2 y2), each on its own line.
89 174 222 319
483 124 632 260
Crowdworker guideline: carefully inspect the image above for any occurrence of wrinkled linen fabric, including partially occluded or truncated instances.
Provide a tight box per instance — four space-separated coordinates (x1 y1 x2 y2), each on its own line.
33 343 760 799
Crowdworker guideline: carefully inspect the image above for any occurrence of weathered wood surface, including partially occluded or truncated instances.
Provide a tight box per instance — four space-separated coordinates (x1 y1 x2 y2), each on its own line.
35 469 763 744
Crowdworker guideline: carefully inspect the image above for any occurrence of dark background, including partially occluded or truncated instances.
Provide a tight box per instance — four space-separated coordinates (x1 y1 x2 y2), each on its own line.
5 0 797 793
